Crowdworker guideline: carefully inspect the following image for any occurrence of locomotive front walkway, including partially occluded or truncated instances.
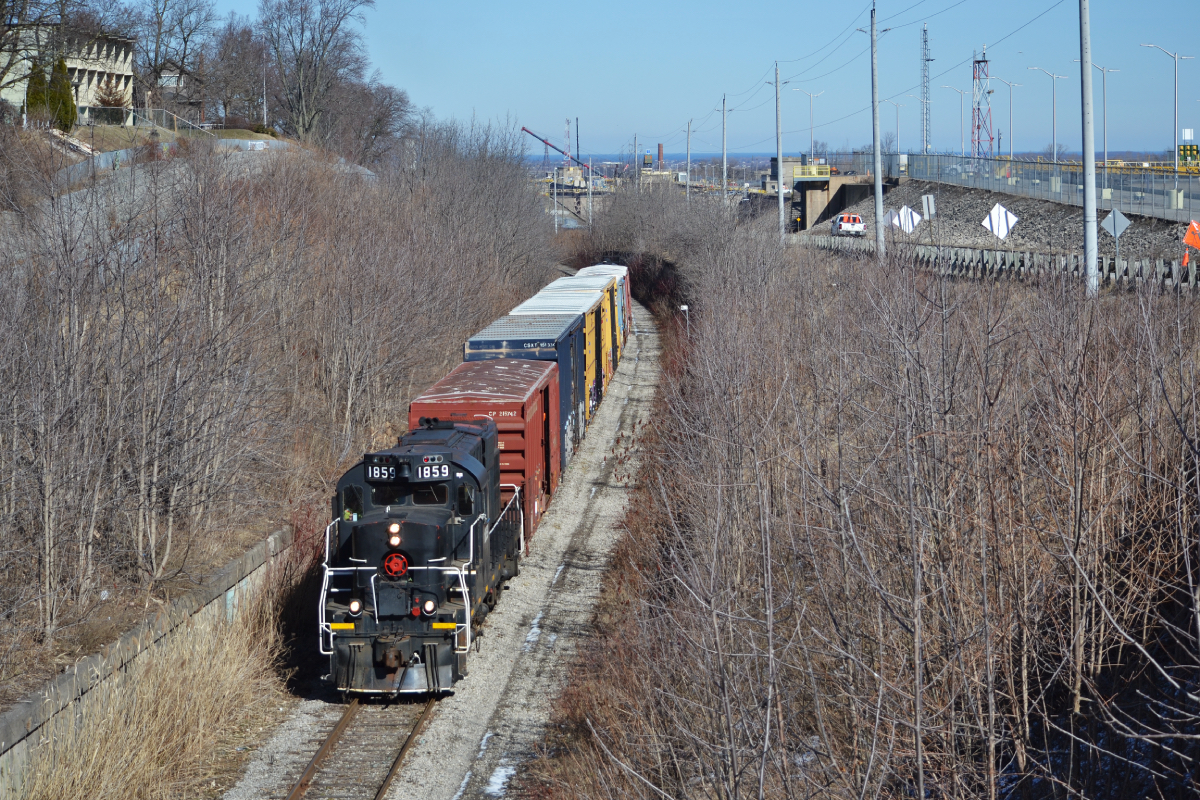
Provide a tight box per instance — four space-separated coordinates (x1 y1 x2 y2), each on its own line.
222 301 662 800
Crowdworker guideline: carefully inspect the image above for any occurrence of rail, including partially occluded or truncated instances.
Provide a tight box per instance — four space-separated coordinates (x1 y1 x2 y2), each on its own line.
284 697 435 800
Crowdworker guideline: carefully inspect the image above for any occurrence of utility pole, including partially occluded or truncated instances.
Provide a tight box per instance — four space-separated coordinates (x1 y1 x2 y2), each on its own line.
633 133 638 191
774 61 785 241
576 117 580 172
722 94 728 206
686 119 692 203
1141 43 1193 181
262 47 268 126
1078 0 1098 296
552 166 558 234
869 3 885 257
588 157 593 228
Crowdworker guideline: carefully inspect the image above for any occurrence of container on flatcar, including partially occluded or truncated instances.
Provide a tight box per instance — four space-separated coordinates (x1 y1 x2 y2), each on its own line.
409 359 560 540
509 290 607 420
540 275 620 373
464 313 585 467
575 264 632 345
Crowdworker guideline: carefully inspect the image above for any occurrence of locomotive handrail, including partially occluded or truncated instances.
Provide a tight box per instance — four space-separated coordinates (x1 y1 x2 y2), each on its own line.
493 484 525 553
404 564 473 653
317 565 379 655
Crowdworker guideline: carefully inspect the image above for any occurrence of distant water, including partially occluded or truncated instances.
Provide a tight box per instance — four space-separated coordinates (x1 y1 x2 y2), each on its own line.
526 152 812 165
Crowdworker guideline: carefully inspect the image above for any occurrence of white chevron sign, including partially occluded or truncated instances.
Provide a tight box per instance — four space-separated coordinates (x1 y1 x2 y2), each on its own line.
983 203 1018 240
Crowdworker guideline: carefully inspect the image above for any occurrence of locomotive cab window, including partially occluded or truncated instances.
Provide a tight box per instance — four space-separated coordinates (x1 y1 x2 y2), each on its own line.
341 486 363 520
372 483 410 506
456 484 474 516
413 483 448 506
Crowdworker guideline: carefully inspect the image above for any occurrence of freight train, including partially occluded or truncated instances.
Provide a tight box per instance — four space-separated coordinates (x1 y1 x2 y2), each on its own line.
318 264 633 695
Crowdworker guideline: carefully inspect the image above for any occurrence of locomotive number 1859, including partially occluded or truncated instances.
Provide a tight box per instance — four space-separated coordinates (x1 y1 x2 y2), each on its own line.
417 464 450 480
366 464 396 481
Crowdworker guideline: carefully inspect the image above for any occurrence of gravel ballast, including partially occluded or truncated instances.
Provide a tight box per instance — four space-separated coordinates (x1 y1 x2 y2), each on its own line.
222 302 661 800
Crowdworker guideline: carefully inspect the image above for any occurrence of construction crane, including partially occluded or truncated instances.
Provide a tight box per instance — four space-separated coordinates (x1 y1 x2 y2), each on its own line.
521 126 598 174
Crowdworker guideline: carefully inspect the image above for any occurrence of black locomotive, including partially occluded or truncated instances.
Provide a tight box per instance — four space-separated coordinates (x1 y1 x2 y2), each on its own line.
320 418 522 694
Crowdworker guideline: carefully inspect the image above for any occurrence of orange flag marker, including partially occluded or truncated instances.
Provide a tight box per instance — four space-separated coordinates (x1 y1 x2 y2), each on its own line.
1186 220 1200 250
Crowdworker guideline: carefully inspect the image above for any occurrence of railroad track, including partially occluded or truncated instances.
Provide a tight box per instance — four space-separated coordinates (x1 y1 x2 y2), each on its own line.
283 697 435 800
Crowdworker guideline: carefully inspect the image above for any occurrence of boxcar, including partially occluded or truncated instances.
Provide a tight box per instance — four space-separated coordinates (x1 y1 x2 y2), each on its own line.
463 313 585 467
509 290 607 420
575 264 632 346
540 275 621 371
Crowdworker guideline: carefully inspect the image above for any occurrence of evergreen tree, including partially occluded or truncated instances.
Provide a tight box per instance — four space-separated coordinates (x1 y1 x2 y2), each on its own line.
48 57 76 132
25 62 49 116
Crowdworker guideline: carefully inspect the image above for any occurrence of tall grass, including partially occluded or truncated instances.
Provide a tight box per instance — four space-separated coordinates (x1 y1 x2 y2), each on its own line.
18 565 289 800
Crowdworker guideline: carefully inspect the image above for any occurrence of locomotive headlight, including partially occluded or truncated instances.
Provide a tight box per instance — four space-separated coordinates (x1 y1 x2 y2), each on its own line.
422 599 437 615
388 522 401 534
388 534 401 547
348 598 363 616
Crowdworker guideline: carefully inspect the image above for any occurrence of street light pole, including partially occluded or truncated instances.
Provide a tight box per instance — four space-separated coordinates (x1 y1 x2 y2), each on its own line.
994 78 1021 160
1028 67 1066 163
943 86 967 157
884 99 904 153
1141 44 1193 177
793 88 824 163
1075 61 1117 191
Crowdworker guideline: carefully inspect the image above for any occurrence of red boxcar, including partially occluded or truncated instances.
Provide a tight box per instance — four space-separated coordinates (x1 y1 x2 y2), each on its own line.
408 359 560 541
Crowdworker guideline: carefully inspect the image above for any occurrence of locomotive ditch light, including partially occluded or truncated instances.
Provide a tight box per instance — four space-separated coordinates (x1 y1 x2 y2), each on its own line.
348 598 363 616
422 599 437 615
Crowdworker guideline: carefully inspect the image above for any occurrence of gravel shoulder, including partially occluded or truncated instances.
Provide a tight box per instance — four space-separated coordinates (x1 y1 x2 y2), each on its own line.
807 179 1190 260
222 302 661 800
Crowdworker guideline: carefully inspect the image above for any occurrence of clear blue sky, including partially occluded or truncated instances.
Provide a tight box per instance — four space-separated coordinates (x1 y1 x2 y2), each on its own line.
215 0 1198 157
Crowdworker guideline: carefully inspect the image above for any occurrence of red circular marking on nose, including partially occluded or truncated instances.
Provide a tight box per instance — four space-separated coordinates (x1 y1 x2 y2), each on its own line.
383 553 408 577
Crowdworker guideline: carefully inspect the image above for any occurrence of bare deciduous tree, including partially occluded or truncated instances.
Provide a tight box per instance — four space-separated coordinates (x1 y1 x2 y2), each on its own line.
257 0 371 143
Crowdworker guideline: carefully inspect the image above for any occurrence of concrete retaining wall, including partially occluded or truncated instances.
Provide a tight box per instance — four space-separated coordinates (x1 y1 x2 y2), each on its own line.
0 528 294 794
796 233 1196 288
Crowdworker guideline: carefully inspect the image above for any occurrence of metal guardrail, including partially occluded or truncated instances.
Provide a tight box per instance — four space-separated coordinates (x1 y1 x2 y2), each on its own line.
796 232 1196 287
792 164 831 179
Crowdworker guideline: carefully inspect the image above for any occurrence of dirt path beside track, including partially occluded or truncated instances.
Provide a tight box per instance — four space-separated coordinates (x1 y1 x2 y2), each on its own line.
222 301 660 800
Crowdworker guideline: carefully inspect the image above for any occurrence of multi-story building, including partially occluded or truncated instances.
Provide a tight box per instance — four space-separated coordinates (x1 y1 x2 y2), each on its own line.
0 28 135 123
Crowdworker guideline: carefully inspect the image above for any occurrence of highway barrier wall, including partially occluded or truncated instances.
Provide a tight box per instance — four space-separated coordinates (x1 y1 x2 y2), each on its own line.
56 137 293 186
0 528 295 795
797 233 1196 288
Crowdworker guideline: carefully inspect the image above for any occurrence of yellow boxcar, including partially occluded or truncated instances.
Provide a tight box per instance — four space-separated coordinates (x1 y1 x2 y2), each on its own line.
575 265 631 348
541 275 620 380
508 289 607 422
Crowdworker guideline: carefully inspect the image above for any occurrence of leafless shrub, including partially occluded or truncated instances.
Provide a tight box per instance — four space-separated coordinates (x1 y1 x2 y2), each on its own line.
0 119 554 712
534 188 1200 799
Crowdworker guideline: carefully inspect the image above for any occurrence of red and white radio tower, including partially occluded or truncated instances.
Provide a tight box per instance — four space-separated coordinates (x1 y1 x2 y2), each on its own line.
971 47 994 159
